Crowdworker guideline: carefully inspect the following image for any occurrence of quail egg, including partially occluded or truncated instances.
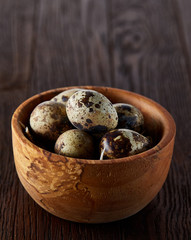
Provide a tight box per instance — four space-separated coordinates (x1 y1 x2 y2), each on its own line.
99 129 150 159
30 101 73 142
55 129 95 159
51 88 83 106
66 90 118 133
114 103 144 133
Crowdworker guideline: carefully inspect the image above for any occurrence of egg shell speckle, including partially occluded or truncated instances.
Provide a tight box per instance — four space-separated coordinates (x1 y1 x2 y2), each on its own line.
30 101 73 142
54 129 95 159
114 103 144 133
66 90 118 133
100 129 150 159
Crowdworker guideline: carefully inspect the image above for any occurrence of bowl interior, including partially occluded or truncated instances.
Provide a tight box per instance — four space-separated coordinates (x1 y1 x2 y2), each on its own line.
15 86 171 159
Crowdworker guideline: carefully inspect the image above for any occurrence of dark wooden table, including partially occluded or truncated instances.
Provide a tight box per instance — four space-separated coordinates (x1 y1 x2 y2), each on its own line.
0 0 191 239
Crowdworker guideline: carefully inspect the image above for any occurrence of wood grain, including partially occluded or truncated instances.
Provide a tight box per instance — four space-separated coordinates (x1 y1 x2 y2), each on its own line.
28 0 112 94
109 0 191 239
0 0 191 239
12 86 176 224
175 0 191 81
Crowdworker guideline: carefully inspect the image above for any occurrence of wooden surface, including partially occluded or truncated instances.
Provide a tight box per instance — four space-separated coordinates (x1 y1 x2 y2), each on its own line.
0 0 190 239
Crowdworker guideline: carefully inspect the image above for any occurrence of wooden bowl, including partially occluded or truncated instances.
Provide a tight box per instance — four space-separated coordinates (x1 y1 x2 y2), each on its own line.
11 86 176 223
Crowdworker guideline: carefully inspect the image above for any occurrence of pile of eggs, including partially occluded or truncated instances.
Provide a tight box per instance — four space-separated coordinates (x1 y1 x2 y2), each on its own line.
28 88 151 160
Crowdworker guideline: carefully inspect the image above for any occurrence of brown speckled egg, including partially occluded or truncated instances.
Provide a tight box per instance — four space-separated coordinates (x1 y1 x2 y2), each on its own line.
54 129 95 159
114 103 144 133
66 90 118 133
99 129 150 159
30 101 73 142
51 88 83 106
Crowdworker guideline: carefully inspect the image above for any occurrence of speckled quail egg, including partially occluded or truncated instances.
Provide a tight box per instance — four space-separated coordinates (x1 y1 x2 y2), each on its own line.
99 129 150 159
30 101 73 142
114 103 144 133
54 129 95 159
51 88 83 106
66 90 118 133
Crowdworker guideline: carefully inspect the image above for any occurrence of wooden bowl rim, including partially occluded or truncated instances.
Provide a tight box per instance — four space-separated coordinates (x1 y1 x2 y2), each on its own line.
11 86 176 165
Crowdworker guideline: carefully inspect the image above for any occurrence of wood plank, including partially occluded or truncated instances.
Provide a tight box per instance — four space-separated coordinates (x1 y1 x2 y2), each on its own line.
28 0 112 95
109 0 191 239
0 1 37 92
0 1 38 239
174 0 191 79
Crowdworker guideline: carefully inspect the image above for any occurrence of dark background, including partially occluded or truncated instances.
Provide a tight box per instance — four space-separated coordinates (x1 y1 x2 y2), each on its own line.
0 0 191 239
